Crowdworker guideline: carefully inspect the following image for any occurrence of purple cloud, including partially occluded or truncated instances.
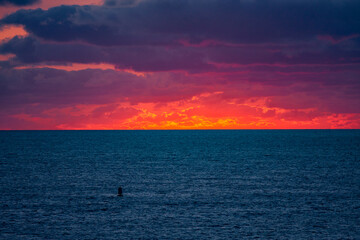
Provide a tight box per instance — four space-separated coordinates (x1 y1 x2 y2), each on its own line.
1 0 359 46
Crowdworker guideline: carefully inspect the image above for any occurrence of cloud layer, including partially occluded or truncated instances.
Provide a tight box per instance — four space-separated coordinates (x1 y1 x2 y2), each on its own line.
0 0 359 129
2 0 360 45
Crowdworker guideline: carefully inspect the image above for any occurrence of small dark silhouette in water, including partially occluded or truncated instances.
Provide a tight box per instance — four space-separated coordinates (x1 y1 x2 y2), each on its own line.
117 187 123 196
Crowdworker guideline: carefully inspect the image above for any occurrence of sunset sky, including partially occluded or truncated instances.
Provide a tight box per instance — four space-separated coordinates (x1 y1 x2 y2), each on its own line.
0 0 359 129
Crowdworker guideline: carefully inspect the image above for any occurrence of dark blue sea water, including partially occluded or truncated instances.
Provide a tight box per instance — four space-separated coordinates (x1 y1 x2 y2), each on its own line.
1 130 359 239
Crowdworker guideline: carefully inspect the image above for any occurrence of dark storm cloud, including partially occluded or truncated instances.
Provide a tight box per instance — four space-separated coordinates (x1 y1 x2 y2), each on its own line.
1 0 359 46
1 0 359 74
1 0 359 73
1 36 359 73
0 0 39 6
0 36 215 71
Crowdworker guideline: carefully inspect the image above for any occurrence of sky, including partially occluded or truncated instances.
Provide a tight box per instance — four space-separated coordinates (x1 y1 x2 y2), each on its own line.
0 0 359 130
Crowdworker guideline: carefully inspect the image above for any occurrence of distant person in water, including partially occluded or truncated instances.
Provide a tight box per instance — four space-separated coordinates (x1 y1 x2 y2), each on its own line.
118 187 123 196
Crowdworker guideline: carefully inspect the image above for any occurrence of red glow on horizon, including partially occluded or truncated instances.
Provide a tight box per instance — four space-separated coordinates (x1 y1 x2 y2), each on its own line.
4 94 360 130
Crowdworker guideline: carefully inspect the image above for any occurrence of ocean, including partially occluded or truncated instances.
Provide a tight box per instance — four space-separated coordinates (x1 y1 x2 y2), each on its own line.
1 130 359 239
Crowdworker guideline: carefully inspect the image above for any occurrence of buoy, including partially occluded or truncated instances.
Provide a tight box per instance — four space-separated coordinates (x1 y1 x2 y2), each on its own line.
117 187 123 196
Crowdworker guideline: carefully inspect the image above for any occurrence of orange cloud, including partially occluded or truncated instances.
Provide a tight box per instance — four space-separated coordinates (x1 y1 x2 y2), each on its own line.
15 63 116 71
0 24 27 42
57 93 357 130
6 96 360 130
0 53 15 61
14 63 146 77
